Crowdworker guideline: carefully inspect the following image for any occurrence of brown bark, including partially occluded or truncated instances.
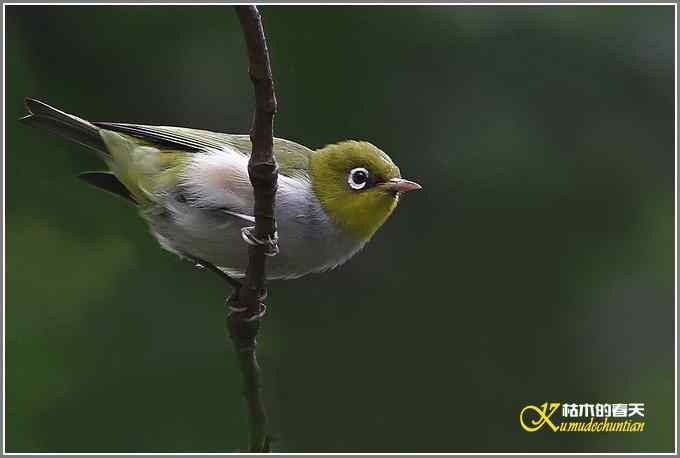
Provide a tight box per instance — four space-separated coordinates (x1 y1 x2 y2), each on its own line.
227 5 278 453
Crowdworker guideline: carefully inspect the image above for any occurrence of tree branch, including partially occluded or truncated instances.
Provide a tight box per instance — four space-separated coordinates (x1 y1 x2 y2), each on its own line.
227 5 278 453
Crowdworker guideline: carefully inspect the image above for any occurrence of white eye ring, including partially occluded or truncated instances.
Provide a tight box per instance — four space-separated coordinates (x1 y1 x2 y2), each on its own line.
348 167 369 190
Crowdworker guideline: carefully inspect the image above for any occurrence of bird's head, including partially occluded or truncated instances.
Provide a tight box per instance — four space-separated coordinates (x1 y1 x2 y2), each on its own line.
310 140 421 241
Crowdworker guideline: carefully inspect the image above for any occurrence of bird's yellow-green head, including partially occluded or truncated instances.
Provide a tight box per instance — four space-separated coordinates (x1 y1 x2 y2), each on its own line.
310 141 421 241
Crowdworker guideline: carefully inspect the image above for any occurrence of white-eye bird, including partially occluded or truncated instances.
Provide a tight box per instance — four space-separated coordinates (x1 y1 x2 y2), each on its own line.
20 98 421 280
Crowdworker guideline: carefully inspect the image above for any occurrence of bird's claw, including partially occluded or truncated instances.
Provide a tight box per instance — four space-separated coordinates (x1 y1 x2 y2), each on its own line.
228 303 267 322
241 226 279 257
226 288 268 322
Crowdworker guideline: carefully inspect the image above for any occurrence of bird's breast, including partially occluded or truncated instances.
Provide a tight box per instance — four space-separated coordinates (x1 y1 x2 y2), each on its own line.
147 173 366 280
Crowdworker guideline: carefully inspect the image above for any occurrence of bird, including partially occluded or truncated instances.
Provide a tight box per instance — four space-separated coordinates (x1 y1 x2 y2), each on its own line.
20 98 421 281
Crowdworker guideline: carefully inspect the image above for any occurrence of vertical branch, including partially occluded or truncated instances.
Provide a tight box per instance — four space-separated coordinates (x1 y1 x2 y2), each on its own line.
228 5 278 453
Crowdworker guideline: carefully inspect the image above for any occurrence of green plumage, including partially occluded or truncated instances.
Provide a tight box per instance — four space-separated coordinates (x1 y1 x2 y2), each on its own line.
20 98 421 280
310 141 401 240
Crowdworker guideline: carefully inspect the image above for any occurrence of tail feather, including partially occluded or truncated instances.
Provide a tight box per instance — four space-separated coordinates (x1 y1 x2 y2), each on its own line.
78 171 137 205
20 98 139 205
20 98 107 152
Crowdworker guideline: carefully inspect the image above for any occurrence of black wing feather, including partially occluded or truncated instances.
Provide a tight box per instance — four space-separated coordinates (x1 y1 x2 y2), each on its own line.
78 171 136 204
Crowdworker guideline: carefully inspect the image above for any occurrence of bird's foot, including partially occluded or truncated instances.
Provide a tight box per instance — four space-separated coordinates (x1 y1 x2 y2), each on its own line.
241 226 279 257
226 287 267 351
226 287 268 322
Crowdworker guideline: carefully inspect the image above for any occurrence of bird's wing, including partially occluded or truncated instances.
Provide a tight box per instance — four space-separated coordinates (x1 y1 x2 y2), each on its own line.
95 124 312 230
93 122 314 177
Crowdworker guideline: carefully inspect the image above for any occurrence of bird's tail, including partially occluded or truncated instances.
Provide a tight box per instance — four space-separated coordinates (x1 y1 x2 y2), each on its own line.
19 98 107 153
19 98 138 204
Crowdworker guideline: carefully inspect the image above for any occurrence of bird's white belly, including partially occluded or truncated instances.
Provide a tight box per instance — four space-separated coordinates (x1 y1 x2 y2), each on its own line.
146 186 366 280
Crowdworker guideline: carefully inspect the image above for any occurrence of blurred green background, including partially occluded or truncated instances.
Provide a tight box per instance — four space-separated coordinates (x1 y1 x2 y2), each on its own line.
4 5 675 453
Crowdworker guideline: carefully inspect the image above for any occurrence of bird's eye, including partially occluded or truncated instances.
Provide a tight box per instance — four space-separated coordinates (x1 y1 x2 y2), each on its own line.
348 167 369 190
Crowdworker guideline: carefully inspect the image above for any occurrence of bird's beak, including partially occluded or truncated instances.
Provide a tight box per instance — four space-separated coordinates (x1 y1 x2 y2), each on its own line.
379 178 422 193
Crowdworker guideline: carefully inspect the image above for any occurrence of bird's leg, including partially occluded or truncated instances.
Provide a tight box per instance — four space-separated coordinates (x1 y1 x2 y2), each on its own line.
189 255 266 321
187 254 269 326
189 256 243 289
